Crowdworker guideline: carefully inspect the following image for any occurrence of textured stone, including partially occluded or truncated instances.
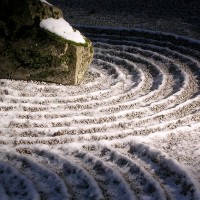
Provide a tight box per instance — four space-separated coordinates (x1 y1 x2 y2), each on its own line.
0 0 93 85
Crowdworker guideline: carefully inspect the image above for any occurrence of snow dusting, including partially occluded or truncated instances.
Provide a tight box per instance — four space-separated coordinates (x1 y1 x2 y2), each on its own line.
0 27 200 199
40 18 85 44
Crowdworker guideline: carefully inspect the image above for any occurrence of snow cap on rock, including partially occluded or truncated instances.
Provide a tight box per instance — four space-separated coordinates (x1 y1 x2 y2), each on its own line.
40 17 86 44
39 0 52 6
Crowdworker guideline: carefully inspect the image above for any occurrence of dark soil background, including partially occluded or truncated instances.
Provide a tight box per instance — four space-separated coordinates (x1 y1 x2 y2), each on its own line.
49 0 200 39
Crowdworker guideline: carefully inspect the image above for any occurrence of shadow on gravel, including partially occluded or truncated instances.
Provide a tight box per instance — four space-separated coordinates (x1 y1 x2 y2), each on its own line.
49 0 200 39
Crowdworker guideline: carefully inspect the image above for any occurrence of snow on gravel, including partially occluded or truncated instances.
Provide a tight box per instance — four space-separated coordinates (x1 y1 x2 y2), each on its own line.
0 27 200 199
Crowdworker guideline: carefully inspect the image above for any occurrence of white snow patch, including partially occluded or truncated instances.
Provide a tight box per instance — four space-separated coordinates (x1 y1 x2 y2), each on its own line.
40 18 85 44
39 0 52 6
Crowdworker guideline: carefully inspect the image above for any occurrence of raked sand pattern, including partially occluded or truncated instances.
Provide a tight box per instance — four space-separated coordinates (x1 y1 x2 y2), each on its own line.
0 27 200 200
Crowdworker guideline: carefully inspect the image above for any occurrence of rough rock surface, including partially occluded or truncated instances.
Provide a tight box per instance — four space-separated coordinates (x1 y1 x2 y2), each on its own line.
0 0 93 85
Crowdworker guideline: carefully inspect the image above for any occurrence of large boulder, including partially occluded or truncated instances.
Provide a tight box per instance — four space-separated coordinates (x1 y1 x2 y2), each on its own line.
0 0 93 85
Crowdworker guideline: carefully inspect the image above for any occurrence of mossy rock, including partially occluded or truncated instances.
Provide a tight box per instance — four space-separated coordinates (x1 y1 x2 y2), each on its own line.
0 0 93 85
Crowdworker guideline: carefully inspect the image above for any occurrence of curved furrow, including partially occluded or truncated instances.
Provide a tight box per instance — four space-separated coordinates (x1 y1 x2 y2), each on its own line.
92 59 136 91
0 148 70 200
89 36 200 87
95 48 175 106
94 42 182 102
84 31 200 62
1 102 200 139
61 147 137 200
0 81 113 105
2 105 200 140
92 45 198 111
114 142 200 200
81 144 169 200
4 88 200 131
88 33 200 73
94 41 168 85
1 122 200 147
0 162 39 200
15 146 104 200
95 52 154 94
146 130 200 183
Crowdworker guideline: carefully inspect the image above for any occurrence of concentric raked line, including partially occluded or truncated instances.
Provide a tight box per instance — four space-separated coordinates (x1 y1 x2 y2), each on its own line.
0 26 200 199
